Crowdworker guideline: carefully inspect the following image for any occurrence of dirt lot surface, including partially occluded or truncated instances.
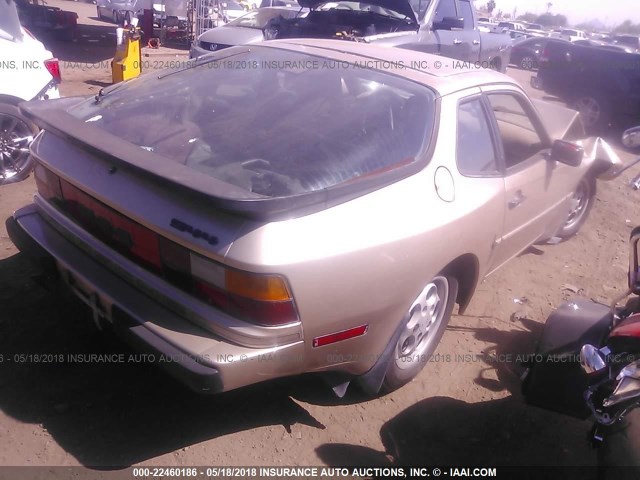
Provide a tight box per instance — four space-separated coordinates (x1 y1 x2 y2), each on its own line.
1 1 640 475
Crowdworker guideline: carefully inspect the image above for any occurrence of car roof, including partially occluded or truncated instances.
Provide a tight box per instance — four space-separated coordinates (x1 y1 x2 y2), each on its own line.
258 38 516 96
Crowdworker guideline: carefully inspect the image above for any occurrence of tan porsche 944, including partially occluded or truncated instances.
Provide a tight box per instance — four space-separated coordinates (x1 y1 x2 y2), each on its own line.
7 39 623 396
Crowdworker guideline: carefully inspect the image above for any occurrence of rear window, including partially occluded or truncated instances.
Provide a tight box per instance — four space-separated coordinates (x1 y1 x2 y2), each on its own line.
615 36 640 49
68 47 435 198
545 40 572 60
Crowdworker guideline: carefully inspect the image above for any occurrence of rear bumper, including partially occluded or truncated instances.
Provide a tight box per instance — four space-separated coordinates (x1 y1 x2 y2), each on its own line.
6 210 221 393
7 203 304 394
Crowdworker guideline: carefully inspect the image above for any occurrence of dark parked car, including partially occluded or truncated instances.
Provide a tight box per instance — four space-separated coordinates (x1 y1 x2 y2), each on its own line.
510 37 568 70
16 0 77 40
614 35 640 52
532 40 640 131
572 39 636 54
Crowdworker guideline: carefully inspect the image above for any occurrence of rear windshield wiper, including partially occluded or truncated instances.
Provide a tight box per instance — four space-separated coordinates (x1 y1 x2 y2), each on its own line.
95 81 129 104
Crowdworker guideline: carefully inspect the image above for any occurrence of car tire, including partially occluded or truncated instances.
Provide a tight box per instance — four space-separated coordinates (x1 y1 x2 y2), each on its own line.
520 56 536 70
573 92 612 133
556 176 595 240
381 276 458 393
0 103 39 186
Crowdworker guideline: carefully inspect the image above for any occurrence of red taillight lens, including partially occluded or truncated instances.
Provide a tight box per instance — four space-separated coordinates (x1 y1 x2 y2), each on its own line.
34 165 299 327
190 254 298 326
44 58 61 84
539 46 550 64
60 179 163 272
34 163 63 201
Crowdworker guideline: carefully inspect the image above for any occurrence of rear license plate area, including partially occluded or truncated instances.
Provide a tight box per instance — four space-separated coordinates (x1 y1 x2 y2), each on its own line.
59 266 112 325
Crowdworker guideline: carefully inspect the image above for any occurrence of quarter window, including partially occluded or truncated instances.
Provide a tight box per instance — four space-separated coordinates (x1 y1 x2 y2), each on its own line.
457 99 499 176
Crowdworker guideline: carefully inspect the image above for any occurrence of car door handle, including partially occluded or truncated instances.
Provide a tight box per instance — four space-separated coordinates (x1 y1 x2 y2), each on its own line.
454 39 463 45
472 40 480 45
508 191 526 209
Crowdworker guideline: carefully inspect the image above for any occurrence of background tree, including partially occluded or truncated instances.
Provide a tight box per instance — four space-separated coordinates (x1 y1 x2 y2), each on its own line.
486 0 496 16
614 20 640 34
517 12 539 23
535 13 567 28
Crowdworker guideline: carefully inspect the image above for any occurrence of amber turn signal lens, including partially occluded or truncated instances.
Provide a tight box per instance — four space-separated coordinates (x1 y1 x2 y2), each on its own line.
225 269 292 302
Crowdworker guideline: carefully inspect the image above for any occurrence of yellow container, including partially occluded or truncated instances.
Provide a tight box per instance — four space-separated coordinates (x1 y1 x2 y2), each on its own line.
112 28 142 84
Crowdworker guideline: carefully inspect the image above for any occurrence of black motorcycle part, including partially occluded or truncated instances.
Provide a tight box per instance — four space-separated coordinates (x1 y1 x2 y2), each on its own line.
522 300 612 418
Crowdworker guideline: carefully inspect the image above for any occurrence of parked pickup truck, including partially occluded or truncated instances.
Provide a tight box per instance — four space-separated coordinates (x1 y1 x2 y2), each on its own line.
532 40 640 132
264 0 512 72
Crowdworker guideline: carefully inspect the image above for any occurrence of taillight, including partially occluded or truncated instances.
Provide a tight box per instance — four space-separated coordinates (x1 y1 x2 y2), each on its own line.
189 254 298 326
44 58 61 84
34 163 63 202
34 165 299 327
539 47 550 64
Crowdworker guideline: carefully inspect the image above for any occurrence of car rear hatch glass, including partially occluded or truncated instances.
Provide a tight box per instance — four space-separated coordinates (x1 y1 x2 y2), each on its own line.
23 46 436 218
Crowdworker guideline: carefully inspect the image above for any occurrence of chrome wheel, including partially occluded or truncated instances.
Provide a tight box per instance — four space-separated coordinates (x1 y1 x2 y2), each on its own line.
575 96 601 129
520 56 535 70
395 277 449 370
564 180 590 231
0 112 34 183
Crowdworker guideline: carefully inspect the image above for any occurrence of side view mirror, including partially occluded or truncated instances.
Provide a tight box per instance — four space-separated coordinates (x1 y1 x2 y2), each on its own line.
433 16 464 31
630 227 640 295
551 139 584 167
622 126 640 149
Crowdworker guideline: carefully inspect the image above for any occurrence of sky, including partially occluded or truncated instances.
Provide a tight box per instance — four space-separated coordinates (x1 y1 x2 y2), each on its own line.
473 0 639 28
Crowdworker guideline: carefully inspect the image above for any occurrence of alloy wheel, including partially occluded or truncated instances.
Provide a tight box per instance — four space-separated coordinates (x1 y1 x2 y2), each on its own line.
575 96 602 128
394 277 449 370
0 112 34 182
520 56 535 70
564 180 590 231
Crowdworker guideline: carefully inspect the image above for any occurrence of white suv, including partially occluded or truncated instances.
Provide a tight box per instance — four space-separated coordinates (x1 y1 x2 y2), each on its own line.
561 29 588 42
1 0 60 185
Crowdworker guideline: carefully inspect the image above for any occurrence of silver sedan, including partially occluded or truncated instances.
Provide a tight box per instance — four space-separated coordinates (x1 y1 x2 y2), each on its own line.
190 6 305 58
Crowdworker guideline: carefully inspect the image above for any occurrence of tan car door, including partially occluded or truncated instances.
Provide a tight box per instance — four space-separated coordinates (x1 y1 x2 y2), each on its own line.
453 94 506 275
483 91 571 272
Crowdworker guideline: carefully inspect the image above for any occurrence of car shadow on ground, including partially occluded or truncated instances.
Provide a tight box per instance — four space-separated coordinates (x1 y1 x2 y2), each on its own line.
316 316 599 474
33 24 117 63
0 252 331 468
